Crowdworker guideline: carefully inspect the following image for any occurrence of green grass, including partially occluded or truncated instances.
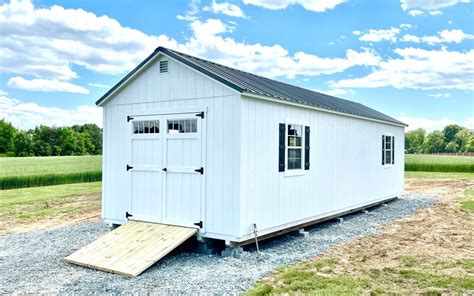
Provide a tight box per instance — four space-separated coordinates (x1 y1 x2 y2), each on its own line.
405 171 474 179
0 156 102 189
460 188 474 212
246 258 474 295
0 155 101 177
0 182 102 220
405 154 474 173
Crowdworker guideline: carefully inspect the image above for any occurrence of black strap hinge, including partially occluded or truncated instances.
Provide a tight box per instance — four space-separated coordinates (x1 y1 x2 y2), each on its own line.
162 168 167 172
194 221 203 228
126 212 133 218
126 164 133 171
195 167 204 174
127 115 134 122
195 111 204 119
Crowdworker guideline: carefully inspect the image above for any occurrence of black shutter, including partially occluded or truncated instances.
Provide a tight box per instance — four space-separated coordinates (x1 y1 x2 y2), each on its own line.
392 136 395 164
382 135 385 165
279 123 285 172
304 126 310 170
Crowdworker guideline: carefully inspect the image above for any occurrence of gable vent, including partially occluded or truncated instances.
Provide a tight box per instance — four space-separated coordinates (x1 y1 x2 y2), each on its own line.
159 60 169 73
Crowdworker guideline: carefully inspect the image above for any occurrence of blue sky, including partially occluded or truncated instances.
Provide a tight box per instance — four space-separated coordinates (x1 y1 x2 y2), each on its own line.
0 0 472 130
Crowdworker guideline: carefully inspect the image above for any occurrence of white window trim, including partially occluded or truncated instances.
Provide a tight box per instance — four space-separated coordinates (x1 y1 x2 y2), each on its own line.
285 121 306 177
383 133 394 168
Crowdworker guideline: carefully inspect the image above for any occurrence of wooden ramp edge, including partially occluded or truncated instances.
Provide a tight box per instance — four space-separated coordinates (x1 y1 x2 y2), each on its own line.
64 221 197 277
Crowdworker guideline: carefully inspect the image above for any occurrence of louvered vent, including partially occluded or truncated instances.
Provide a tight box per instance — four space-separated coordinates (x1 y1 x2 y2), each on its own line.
159 60 169 73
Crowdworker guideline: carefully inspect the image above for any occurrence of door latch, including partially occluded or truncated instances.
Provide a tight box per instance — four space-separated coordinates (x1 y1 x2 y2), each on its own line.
194 167 204 174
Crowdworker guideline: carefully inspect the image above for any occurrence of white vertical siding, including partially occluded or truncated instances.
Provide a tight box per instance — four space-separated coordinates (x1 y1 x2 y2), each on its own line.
239 95 405 238
102 55 241 238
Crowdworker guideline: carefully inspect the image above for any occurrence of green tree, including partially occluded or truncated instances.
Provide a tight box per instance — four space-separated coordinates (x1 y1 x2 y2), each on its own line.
14 131 33 156
454 128 474 152
58 127 78 155
32 125 61 156
0 119 17 154
405 128 426 153
423 131 445 153
443 124 462 144
445 141 459 153
71 123 102 154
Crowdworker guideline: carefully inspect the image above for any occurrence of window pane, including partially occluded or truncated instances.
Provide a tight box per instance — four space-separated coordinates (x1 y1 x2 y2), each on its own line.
288 136 302 147
192 119 197 132
288 148 302 170
385 151 391 164
385 136 391 149
288 124 302 137
133 121 139 134
167 119 197 133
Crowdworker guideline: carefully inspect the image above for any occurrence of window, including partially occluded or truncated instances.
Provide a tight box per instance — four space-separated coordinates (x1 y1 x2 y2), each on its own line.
287 124 303 170
133 120 160 134
159 60 169 73
382 135 395 165
167 119 197 134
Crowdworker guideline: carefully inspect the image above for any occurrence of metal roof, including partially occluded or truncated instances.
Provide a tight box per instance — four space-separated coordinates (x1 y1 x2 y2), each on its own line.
96 46 406 126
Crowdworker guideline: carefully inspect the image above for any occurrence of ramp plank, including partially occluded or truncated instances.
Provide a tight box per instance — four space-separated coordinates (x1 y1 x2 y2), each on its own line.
64 221 197 277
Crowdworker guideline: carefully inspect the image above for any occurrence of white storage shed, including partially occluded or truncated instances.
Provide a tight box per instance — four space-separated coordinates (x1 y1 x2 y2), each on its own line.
97 46 406 246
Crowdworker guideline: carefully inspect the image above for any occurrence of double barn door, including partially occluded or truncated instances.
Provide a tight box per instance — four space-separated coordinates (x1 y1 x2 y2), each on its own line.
127 111 204 228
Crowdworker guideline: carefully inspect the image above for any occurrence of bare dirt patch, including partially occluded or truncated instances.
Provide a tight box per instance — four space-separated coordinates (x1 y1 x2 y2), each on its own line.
309 178 474 293
0 193 101 236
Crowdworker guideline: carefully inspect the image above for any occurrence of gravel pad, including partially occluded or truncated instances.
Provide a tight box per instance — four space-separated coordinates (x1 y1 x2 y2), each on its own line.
0 194 435 294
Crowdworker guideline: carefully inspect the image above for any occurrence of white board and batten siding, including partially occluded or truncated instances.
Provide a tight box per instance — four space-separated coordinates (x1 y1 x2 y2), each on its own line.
238 95 404 240
102 56 242 240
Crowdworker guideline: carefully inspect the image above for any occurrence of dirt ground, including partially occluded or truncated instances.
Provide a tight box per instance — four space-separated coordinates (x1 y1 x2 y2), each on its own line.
305 178 474 293
0 193 101 236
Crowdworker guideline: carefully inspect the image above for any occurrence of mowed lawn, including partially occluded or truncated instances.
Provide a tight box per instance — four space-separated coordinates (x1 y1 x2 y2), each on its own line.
0 182 102 234
0 155 102 177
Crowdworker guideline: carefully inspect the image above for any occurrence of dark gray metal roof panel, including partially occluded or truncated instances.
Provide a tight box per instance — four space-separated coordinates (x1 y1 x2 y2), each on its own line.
96 46 406 126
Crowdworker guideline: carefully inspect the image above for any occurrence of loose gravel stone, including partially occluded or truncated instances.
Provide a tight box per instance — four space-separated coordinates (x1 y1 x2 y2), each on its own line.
0 195 436 294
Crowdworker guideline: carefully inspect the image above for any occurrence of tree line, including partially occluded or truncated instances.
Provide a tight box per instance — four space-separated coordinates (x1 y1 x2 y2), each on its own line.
0 119 102 157
405 124 473 154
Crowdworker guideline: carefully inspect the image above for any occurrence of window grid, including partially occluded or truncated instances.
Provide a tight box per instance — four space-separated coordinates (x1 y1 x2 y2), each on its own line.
287 124 303 170
384 135 394 165
168 119 197 134
133 120 160 134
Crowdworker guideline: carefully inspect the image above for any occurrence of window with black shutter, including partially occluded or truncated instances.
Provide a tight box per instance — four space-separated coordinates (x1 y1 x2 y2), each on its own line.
279 123 310 172
382 135 395 166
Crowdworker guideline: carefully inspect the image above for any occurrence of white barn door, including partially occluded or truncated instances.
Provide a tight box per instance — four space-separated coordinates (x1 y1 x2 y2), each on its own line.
127 111 205 229
162 113 204 228
129 116 163 223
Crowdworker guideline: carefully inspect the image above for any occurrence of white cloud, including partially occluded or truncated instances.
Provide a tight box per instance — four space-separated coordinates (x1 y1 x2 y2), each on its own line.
314 88 353 96
399 23 413 29
401 34 421 43
88 83 111 88
0 0 165 81
0 91 101 129
429 10 443 15
408 10 424 16
0 0 381 84
401 0 470 11
465 117 474 129
398 116 457 131
421 29 474 45
203 1 246 18
352 30 361 36
357 28 400 43
242 0 345 12
332 47 474 90
428 93 451 97
7 77 89 94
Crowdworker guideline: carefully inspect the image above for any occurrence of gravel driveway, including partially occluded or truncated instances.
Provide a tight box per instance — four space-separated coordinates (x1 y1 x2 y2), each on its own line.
0 194 435 294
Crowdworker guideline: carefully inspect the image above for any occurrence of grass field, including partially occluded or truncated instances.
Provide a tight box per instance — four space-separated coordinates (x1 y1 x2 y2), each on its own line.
405 154 474 173
0 156 102 190
0 182 102 234
405 171 474 179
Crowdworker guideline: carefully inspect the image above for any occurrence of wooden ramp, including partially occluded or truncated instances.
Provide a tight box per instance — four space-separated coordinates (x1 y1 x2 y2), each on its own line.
64 221 197 277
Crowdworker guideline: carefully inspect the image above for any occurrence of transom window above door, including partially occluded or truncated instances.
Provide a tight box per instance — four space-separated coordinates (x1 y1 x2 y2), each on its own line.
168 119 197 134
133 120 160 134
